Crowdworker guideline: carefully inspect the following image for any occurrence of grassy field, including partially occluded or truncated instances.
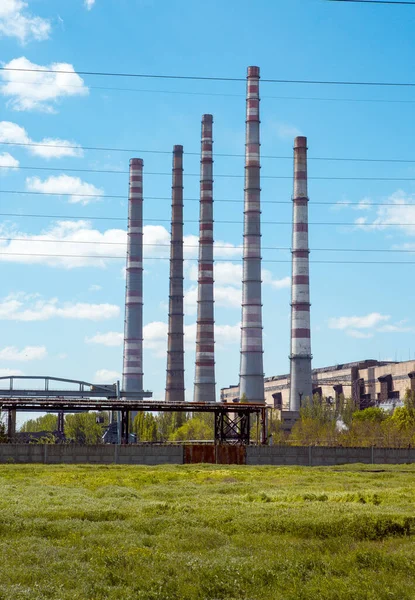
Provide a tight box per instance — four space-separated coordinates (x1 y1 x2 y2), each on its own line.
1 465 415 600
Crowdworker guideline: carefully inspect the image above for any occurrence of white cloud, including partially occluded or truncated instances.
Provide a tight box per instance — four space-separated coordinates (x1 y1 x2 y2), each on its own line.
346 330 374 339
0 152 19 170
329 312 415 338
0 292 119 321
89 284 102 292
372 191 415 236
0 345 46 361
94 369 120 383
0 368 24 378
30 138 83 159
0 120 28 143
0 0 51 43
329 313 390 331
84 0 96 9
263 273 291 289
275 122 302 140
188 261 290 290
1 57 88 112
356 198 372 211
0 120 83 159
0 220 124 268
26 175 103 204
377 321 414 334
143 320 240 358
86 332 123 347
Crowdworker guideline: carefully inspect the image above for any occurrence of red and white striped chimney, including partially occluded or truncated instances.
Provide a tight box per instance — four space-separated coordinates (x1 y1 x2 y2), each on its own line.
122 158 144 395
165 145 185 403
194 114 216 403
289 136 312 411
238 66 265 404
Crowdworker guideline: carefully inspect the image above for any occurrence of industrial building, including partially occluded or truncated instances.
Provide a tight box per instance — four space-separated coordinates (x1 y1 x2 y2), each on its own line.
221 359 415 411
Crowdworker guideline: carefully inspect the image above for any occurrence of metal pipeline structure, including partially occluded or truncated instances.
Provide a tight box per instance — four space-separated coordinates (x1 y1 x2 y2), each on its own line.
239 66 265 404
289 136 313 411
165 145 185 402
194 114 216 403
122 158 144 397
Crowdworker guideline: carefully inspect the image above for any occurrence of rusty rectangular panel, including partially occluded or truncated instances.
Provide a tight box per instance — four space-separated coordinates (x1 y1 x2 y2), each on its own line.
184 444 215 464
217 444 246 465
184 444 247 464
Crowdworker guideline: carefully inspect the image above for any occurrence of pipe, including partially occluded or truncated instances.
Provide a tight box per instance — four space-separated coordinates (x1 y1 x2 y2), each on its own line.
289 136 313 411
165 145 185 402
194 114 216 403
239 66 265 404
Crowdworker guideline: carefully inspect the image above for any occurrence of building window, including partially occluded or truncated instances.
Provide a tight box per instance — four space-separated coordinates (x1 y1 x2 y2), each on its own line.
272 392 282 410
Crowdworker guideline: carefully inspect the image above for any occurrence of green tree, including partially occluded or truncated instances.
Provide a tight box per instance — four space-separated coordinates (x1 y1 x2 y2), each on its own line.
65 412 108 444
169 417 212 441
133 412 158 442
157 411 189 441
20 414 58 433
352 407 387 423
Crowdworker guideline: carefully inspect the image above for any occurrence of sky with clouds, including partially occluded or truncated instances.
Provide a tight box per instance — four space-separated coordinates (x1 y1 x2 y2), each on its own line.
1 0 415 419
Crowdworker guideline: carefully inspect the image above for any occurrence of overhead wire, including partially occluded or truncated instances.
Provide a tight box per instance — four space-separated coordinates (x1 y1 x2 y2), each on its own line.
2 164 415 181
0 212 413 227
2 65 415 87
2 140 415 164
1 236 415 253
1 189 414 208
1 252 415 265
2 80 415 104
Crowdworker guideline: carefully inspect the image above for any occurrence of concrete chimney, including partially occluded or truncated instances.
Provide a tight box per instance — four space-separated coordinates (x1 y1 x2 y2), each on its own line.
289 136 312 411
239 66 265 404
122 158 144 396
194 114 216 403
165 145 185 402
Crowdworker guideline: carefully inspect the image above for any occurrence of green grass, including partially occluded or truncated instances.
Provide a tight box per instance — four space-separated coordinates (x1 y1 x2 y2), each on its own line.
1 464 415 599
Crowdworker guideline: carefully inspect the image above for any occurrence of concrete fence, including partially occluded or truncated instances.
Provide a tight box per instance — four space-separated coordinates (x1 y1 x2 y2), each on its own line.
0 444 184 465
1 444 415 465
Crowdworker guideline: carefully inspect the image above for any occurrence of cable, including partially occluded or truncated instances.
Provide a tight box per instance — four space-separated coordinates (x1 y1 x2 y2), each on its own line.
1 251 415 264
327 0 415 4
2 66 415 87
2 164 415 182
3 80 415 104
3 140 415 164
0 212 413 227
2 236 415 253
0 189 414 208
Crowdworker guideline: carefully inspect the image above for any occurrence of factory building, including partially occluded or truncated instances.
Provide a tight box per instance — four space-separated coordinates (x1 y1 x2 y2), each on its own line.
221 359 415 412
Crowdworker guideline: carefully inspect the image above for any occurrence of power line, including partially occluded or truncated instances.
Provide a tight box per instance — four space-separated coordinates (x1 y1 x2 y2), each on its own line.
3 140 415 164
2 164 415 182
327 0 415 4
3 80 415 104
2 66 415 87
1 251 415 264
2 236 415 253
1 189 414 208
0 212 413 227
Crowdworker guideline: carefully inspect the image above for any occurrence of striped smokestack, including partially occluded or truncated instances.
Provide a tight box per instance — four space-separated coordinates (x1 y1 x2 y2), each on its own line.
165 145 185 402
122 158 144 397
289 136 312 411
239 66 265 404
194 114 216 403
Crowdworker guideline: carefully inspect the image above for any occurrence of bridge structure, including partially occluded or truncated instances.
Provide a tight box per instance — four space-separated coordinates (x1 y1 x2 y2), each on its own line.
0 376 268 445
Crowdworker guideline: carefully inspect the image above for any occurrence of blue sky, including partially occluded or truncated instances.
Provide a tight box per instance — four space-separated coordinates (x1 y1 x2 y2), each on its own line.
1 0 415 421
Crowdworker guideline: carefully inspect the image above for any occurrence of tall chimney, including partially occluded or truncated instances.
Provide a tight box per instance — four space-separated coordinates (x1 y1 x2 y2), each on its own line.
194 114 216 403
239 66 265 404
165 145 185 402
122 158 144 397
289 136 312 411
